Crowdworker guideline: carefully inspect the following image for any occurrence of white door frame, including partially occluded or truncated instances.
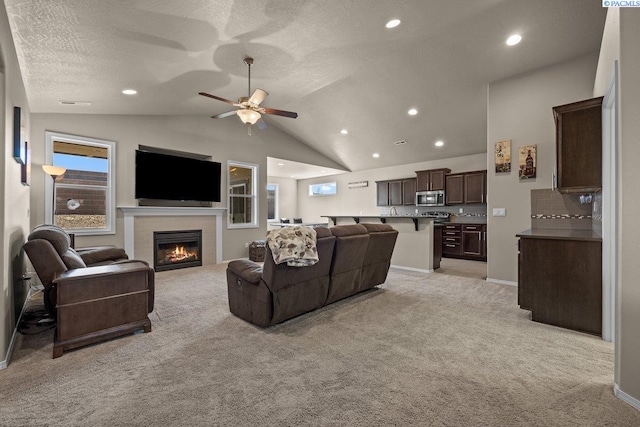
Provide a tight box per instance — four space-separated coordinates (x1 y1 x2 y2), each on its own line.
601 61 618 347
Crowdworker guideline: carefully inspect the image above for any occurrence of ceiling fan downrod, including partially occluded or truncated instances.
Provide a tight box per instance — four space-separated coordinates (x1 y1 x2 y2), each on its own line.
244 57 253 98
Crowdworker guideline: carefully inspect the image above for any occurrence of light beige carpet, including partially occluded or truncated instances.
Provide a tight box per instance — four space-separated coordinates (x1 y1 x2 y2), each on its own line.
1 262 639 426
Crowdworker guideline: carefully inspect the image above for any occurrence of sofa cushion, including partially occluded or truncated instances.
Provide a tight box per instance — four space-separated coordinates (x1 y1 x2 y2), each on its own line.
61 248 87 269
79 246 128 265
28 225 71 256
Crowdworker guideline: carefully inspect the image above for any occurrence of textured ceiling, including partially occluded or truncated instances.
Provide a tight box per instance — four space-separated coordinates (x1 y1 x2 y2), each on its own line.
5 0 606 172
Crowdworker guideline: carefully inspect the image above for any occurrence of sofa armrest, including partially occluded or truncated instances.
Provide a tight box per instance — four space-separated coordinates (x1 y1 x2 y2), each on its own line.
227 260 263 285
77 246 128 266
53 262 152 311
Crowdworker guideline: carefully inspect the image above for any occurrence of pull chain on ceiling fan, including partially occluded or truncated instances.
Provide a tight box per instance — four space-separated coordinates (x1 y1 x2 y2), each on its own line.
199 57 298 135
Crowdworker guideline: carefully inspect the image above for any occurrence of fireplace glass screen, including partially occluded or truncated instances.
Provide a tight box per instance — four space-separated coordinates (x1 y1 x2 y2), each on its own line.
153 230 202 271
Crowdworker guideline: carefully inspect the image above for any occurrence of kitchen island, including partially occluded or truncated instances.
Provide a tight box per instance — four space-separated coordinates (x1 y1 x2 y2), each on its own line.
322 215 437 272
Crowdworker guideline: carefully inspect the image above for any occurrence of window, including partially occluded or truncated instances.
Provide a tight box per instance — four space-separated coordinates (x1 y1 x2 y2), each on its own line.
45 131 116 235
228 161 258 228
309 182 337 196
266 184 279 221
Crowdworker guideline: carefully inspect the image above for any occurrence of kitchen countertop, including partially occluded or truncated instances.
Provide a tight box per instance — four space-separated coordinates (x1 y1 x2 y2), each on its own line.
321 215 435 231
516 228 602 242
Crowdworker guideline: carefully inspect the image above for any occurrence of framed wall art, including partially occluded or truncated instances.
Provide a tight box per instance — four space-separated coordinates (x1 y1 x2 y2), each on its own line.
495 139 511 173
13 106 25 164
518 144 537 180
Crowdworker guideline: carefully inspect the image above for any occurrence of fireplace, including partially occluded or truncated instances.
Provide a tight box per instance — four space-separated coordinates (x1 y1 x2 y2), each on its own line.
153 230 202 272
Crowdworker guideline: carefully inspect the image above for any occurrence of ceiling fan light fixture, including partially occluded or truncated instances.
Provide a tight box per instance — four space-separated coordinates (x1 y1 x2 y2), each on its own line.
237 109 261 125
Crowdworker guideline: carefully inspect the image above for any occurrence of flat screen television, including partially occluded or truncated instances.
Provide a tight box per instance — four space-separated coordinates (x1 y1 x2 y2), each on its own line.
135 150 221 202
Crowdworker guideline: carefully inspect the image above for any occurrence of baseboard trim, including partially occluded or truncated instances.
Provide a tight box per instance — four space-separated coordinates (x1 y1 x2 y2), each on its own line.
486 277 518 286
390 265 433 274
615 382 640 411
0 288 33 370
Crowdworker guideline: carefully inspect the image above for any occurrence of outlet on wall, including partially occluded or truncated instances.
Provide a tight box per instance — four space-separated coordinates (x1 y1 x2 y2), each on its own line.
244 242 249 248
459 208 464 213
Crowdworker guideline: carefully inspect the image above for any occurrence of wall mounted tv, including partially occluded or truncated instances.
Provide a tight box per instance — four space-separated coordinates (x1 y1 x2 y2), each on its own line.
135 150 221 202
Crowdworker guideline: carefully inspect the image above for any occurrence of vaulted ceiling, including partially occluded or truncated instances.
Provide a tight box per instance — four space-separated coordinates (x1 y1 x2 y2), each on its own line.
5 0 606 172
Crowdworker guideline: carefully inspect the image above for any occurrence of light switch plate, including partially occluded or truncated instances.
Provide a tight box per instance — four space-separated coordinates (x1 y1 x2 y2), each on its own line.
493 208 506 217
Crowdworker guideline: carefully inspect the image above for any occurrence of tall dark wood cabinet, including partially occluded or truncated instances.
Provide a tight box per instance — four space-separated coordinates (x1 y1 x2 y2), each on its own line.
517 231 602 336
416 168 450 191
376 178 416 206
445 170 487 205
553 97 603 193
402 178 417 205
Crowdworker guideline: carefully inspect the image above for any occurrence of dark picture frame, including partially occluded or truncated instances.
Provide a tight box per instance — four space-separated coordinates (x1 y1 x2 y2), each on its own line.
13 106 24 164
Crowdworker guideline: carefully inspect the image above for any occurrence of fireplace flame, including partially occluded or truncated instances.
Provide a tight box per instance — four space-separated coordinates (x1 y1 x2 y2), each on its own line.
167 245 198 263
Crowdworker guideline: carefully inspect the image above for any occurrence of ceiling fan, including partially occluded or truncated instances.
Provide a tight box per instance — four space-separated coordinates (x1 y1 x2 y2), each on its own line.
199 57 298 135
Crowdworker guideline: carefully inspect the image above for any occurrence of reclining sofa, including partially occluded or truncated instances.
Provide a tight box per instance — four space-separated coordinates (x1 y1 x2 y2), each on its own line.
23 224 155 358
226 223 398 327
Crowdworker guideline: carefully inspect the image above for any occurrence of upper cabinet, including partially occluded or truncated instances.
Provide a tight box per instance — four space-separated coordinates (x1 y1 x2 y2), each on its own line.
553 97 603 194
415 168 451 191
445 170 487 205
376 178 416 206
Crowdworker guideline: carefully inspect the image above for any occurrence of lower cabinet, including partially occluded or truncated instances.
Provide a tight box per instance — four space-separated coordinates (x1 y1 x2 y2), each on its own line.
442 223 486 261
517 235 602 336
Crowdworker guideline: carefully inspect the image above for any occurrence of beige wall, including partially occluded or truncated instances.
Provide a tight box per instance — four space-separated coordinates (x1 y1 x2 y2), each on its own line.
28 114 339 262
0 3 32 366
594 8 620 97
618 8 640 406
267 176 297 221
296 153 486 223
486 53 599 283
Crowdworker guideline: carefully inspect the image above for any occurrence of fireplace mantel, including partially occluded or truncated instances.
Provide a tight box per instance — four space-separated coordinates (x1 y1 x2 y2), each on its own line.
118 206 226 264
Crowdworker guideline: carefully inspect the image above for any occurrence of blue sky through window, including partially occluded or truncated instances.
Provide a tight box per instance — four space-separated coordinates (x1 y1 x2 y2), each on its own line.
54 153 108 173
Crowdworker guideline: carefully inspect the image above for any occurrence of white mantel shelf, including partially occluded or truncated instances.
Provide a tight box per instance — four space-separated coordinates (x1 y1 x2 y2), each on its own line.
118 206 227 263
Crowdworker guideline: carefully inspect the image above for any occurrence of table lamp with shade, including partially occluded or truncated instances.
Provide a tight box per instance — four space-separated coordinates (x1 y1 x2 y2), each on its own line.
42 165 66 223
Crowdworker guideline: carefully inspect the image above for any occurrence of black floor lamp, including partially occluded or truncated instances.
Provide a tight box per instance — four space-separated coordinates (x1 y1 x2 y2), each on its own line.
42 165 66 224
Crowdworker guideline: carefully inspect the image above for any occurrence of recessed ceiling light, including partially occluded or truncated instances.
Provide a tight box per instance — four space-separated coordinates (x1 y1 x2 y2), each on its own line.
277 163 284 166
340 129 348 135
435 140 444 147
386 19 401 29
408 108 418 116
320 170 326 173
506 34 521 46
122 89 137 95
372 153 380 158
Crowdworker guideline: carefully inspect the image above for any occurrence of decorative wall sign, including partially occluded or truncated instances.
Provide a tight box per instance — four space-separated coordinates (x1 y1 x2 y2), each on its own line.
21 141 31 186
347 181 368 189
13 106 24 164
495 139 511 173
518 144 537 180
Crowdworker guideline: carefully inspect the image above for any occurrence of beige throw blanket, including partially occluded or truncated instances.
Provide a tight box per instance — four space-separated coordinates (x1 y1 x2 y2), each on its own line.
266 226 319 267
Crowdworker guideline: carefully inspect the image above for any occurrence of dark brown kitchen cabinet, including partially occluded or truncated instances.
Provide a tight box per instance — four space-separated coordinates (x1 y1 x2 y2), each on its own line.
442 224 462 256
464 171 486 204
388 180 403 205
402 178 417 205
462 224 486 259
445 174 464 205
553 97 603 193
376 178 415 206
445 170 486 205
376 181 389 206
517 233 602 336
415 168 450 191
442 223 486 261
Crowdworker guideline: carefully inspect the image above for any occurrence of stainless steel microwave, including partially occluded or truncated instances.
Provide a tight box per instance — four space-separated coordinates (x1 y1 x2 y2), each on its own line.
416 190 445 207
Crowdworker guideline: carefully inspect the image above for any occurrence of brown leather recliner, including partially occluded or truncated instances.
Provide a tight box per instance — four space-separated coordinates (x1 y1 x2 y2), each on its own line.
360 223 399 290
325 224 370 304
227 227 336 327
23 224 154 358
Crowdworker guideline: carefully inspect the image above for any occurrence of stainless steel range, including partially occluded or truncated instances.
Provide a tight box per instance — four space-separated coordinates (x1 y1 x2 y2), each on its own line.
421 211 451 223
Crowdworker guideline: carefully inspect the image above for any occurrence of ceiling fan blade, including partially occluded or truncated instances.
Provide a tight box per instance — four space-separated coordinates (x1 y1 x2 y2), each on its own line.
249 89 269 106
199 92 236 105
263 108 298 119
211 110 239 119
257 119 268 130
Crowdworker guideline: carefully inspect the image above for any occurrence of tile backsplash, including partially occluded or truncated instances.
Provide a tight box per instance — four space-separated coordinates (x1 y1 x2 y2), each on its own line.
530 189 593 230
